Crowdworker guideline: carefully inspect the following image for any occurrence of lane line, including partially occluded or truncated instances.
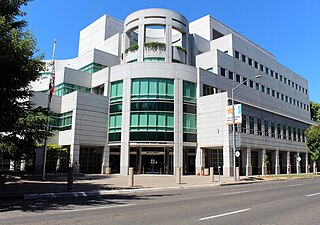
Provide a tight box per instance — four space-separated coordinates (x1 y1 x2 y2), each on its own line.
199 208 251 221
222 191 250 196
62 203 136 213
287 184 303 187
307 192 320 197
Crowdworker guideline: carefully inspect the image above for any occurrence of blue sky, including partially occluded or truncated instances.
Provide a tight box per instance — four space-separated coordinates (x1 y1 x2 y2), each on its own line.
25 0 319 102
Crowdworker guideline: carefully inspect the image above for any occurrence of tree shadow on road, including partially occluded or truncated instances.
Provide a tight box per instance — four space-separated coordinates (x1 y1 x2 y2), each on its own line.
0 192 179 213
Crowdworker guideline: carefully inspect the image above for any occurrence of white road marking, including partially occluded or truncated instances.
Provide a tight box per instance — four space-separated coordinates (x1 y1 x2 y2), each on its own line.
222 190 250 196
288 184 303 187
199 208 251 221
307 192 320 197
62 203 136 213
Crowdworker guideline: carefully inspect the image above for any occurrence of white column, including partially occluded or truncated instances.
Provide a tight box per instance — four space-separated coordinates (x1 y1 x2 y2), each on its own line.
223 145 232 177
275 150 280 175
262 149 267 175
313 162 318 174
246 147 252 176
9 160 14 171
120 78 131 175
165 24 173 62
101 144 110 174
70 143 80 173
137 22 145 62
296 152 301 174
306 153 310 173
287 151 291 174
196 146 205 175
173 79 183 174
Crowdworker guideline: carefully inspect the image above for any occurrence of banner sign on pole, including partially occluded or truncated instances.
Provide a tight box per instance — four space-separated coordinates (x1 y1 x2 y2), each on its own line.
226 104 242 125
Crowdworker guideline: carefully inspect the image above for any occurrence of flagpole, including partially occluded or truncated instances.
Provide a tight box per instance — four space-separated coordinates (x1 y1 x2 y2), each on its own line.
42 39 56 180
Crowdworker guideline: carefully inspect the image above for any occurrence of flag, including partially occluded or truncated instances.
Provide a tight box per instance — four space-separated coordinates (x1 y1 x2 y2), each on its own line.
48 62 55 103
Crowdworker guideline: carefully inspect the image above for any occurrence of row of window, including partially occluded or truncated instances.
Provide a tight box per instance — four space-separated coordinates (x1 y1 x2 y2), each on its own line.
79 63 107 74
237 115 306 142
51 111 73 131
234 50 307 95
54 83 90 97
219 67 310 111
110 79 198 103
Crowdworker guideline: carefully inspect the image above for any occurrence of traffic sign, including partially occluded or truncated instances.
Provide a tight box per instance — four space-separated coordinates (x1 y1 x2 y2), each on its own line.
297 156 301 162
235 151 240 158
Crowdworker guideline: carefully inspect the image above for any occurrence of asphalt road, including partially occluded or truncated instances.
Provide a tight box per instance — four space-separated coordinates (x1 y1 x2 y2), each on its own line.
1 178 320 225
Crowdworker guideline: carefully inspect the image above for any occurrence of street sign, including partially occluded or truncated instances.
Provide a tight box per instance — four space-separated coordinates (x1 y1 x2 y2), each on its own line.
235 150 240 158
226 104 242 125
297 156 301 162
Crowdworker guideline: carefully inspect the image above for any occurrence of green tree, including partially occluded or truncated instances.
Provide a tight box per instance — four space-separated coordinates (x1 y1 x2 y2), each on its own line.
0 107 51 171
310 101 320 122
37 143 68 173
305 124 320 173
0 0 44 132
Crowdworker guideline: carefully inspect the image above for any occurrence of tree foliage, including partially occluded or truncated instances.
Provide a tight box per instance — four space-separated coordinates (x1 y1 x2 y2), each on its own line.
0 107 52 162
310 101 320 122
0 0 44 132
305 125 320 164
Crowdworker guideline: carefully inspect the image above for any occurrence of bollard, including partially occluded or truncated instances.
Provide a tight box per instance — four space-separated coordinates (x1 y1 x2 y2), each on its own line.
67 166 73 191
128 167 134 187
236 167 240 182
176 167 182 184
210 167 214 182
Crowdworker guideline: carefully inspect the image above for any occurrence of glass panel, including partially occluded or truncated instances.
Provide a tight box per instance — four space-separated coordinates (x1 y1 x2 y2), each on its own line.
167 114 174 127
132 80 140 95
140 113 147 126
117 82 123 97
149 79 157 95
131 114 139 126
158 114 166 127
148 113 157 126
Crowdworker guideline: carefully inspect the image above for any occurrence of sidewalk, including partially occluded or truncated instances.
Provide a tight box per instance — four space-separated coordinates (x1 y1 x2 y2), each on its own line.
0 174 262 200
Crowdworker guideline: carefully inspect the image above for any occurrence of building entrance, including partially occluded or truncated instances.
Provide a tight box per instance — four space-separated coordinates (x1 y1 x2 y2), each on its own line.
130 147 173 174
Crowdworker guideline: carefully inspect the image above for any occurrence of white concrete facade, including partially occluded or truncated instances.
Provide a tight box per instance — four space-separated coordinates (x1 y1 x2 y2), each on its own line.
31 8 314 176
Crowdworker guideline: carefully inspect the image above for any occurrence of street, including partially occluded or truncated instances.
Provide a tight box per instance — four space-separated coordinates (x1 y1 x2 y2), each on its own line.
1 178 320 225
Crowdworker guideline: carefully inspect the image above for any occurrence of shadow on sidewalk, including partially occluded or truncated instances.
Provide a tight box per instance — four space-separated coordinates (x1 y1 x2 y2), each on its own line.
0 174 125 199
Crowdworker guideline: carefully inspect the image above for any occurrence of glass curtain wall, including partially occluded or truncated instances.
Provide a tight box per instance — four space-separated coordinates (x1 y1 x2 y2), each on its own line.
109 80 123 141
130 78 174 141
183 81 197 142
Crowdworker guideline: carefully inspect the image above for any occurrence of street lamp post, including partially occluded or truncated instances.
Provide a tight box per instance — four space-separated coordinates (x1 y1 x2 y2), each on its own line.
232 75 262 182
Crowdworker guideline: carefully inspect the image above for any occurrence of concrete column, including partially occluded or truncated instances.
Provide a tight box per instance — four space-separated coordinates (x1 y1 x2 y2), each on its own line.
165 24 173 62
70 144 80 173
275 150 280 175
262 149 267 175
173 79 183 174
306 153 310 173
9 160 14 171
223 145 232 177
296 152 301 174
101 144 110 174
246 147 252 176
137 22 145 62
20 160 26 172
196 146 205 175
287 151 291 174
120 78 131 175
313 162 318 174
